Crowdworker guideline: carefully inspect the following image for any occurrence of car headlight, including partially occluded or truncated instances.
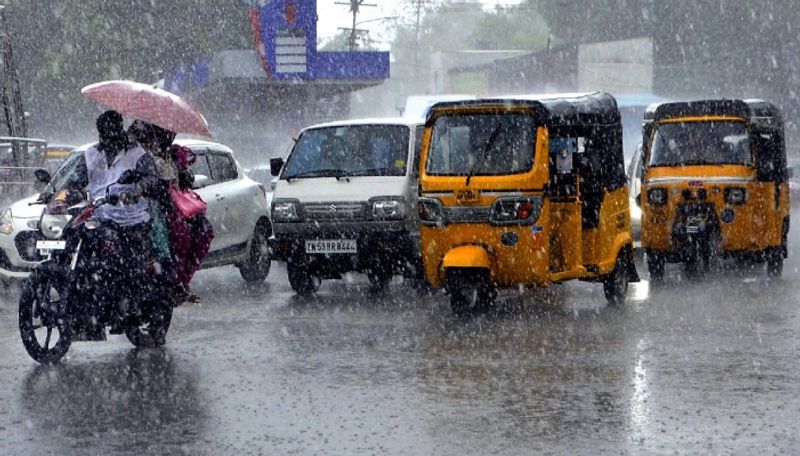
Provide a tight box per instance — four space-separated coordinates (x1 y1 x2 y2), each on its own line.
418 197 445 226
370 197 407 221
0 208 13 235
647 188 668 206
271 199 303 222
490 196 543 225
724 187 746 205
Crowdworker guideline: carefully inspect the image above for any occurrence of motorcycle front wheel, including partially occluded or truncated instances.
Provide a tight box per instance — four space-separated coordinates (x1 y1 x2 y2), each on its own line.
125 300 173 348
19 266 72 363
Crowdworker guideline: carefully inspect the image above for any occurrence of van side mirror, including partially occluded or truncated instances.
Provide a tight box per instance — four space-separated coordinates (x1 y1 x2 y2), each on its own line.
34 168 52 184
270 158 284 176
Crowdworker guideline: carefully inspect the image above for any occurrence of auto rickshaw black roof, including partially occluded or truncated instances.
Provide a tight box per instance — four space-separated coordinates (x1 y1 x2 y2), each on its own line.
424 92 621 128
644 99 782 124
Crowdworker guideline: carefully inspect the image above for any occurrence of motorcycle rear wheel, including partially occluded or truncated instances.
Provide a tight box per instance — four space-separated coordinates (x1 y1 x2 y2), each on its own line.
125 301 173 348
19 267 72 363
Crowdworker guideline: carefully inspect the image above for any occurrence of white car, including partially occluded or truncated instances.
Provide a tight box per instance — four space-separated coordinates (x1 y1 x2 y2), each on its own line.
627 144 643 248
0 139 272 288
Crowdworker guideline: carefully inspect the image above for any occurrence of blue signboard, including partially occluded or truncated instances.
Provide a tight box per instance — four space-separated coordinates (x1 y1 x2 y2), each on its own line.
257 0 389 80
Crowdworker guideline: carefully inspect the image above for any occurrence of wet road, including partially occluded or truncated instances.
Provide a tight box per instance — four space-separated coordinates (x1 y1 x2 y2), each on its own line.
2 221 800 454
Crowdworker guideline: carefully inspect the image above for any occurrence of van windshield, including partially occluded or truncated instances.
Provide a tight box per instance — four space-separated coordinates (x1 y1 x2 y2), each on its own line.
282 125 410 179
649 121 751 166
426 113 535 176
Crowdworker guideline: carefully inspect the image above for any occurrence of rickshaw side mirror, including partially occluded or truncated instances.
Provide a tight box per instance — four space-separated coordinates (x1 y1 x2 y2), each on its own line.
270 158 284 177
34 168 52 184
635 194 641 207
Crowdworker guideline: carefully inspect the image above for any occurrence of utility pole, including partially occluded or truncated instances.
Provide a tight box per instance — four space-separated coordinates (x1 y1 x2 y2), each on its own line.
0 6 28 165
335 0 376 51
412 0 423 71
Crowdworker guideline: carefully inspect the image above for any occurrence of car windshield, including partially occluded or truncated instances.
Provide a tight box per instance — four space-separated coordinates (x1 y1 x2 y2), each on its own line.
50 150 84 191
282 125 410 179
649 121 752 166
426 113 535 175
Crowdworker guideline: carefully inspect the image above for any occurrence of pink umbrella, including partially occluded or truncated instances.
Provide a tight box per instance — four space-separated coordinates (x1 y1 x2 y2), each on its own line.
81 80 212 137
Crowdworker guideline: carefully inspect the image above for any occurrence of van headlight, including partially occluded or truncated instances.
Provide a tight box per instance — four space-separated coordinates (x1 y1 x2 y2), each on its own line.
271 199 303 222
0 208 12 235
370 197 406 221
724 187 746 205
490 196 543 225
418 197 445 226
647 188 668 206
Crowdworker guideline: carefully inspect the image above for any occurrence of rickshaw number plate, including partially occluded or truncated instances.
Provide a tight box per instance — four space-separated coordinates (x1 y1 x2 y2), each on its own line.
305 239 357 254
455 189 480 204
36 240 66 255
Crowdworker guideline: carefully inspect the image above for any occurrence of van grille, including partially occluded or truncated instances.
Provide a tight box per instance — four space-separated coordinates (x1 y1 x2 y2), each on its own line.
303 202 366 221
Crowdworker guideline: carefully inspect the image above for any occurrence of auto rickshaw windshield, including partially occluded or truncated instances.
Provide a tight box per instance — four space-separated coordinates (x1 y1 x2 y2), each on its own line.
426 113 535 176
649 120 751 167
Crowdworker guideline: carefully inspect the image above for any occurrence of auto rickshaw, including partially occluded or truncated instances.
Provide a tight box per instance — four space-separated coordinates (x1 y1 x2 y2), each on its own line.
418 92 639 314
639 99 790 279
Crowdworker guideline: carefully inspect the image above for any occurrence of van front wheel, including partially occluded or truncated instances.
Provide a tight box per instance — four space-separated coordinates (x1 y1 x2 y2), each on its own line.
445 268 492 316
287 261 320 295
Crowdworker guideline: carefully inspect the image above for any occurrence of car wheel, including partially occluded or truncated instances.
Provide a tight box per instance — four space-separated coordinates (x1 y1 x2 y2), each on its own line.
287 261 320 295
767 251 783 278
366 261 393 291
239 225 271 284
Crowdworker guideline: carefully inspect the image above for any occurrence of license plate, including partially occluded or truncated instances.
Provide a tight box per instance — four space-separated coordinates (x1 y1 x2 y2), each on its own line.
36 240 66 255
305 239 357 254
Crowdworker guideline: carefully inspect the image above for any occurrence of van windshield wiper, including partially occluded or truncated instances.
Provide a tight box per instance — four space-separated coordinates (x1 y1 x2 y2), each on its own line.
349 167 401 177
466 123 503 186
285 168 351 182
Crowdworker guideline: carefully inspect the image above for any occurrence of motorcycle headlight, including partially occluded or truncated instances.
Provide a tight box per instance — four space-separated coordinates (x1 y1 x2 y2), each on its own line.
418 197 445 226
370 197 407 221
490 196 543 225
724 187 746 205
0 208 13 235
647 188 668 206
271 199 303 222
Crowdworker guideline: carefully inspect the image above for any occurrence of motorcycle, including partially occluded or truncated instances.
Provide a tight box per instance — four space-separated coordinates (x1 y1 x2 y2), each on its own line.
19 170 174 363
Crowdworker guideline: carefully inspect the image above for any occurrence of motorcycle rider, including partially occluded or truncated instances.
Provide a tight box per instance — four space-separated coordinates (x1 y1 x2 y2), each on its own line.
71 110 159 330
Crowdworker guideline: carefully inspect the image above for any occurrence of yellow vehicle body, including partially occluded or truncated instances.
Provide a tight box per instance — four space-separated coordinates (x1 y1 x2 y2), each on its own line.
418 93 638 313
640 100 790 278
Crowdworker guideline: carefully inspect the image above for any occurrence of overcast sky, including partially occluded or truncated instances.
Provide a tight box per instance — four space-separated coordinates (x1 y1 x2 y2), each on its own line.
315 0 525 49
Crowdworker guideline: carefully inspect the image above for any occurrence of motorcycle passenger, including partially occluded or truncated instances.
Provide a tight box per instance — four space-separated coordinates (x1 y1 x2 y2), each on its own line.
72 110 158 328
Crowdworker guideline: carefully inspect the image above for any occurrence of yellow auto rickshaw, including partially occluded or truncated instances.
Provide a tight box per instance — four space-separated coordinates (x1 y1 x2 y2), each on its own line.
418 93 639 314
639 99 790 279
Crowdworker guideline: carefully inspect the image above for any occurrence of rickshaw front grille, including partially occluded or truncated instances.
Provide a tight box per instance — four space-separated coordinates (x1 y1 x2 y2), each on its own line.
303 202 366 221
443 206 491 223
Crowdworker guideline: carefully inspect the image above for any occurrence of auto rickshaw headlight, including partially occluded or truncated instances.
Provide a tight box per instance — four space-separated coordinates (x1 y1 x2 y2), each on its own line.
418 197 445 225
490 196 543 225
724 187 746 205
0 208 12 235
370 197 407 221
271 199 303 222
647 188 668 206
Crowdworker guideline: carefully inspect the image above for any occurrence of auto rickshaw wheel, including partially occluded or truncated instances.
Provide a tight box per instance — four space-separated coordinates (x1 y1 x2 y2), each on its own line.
767 251 783 278
646 252 665 282
446 268 492 316
603 252 629 307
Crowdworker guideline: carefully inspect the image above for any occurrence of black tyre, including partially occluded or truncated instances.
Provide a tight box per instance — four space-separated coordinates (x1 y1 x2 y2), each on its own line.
445 268 492 317
287 261 320 295
683 245 702 279
125 301 173 348
767 253 783 278
239 226 271 284
646 252 665 282
603 252 629 307
18 266 72 363
367 262 393 291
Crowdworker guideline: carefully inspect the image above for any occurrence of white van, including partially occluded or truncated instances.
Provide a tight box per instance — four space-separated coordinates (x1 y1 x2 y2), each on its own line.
269 118 424 294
